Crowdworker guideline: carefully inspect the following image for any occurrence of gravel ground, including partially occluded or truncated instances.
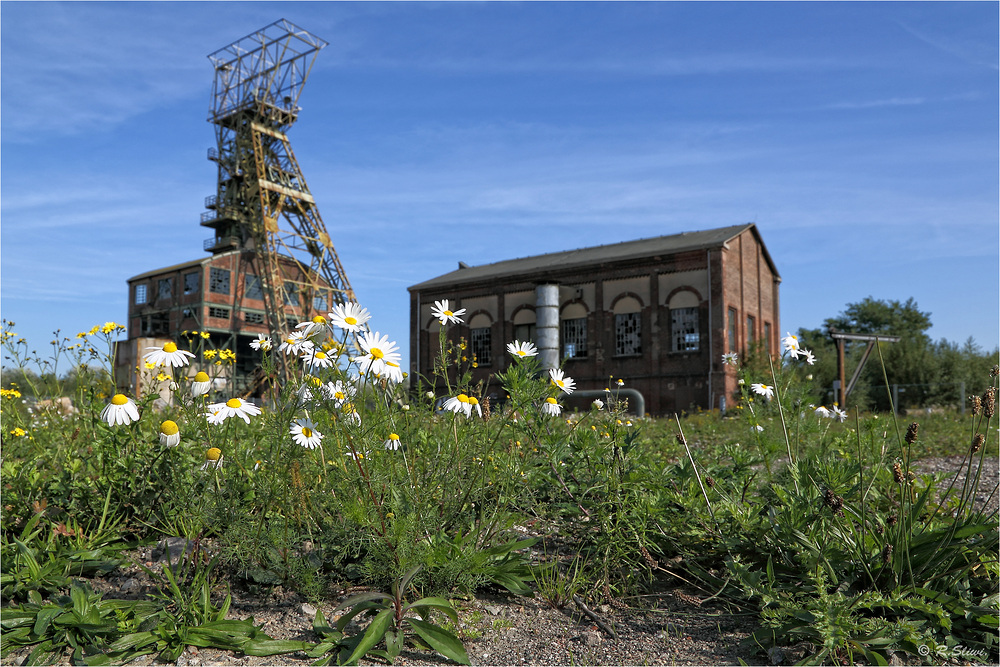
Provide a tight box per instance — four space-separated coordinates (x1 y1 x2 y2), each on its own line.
3 456 995 667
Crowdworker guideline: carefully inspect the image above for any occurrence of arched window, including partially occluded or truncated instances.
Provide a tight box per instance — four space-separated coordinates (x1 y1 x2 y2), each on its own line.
668 290 700 352
612 295 642 356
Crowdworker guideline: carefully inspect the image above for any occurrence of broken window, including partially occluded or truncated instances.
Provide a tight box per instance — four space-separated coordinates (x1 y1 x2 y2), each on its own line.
671 307 699 352
184 272 199 295
614 313 641 356
210 268 230 295
158 278 172 301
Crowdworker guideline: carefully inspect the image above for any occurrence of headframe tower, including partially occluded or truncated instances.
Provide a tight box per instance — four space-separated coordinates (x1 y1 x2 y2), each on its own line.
202 19 354 364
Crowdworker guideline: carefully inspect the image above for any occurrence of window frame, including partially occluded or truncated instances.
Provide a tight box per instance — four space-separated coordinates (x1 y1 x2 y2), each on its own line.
727 307 738 353
134 284 147 305
670 306 700 352
183 271 200 296
157 277 172 301
209 268 230 295
614 312 642 357
245 274 263 301
470 326 492 367
283 282 300 307
561 317 588 359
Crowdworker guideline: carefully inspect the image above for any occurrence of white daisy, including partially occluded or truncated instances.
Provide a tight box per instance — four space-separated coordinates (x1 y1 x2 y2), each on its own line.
814 406 831 419
722 352 739 366
442 393 480 418
204 406 226 425
549 368 576 394
752 424 764 433
378 360 405 384
506 340 538 358
191 371 212 397
201 447 223 470
278 331 314 357
799 349 816 365
750 383 774 400
159 420 180 447
290 419 324 449
143 342 196 368
431 299 466 325
101 394 140 426
329 302 371 333
384 433 402 451
207 398 262 424
541 397 563 416
301 347 335 369
340 402 362 425
322 379 355 408
249 334 272 352
832 406 848 422
296 315 332 340
782 332 801 359
592 399 604 410
354 330 401 377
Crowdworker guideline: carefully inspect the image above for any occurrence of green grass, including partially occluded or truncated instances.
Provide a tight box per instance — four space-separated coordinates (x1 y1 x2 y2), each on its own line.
2 319 997 666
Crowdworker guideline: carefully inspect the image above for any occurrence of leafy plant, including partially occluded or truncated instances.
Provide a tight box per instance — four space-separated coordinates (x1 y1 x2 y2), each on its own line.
309 565 469 665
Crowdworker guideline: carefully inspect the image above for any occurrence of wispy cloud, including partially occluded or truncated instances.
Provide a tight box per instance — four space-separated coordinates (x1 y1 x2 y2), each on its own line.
822 97 926 110
897 20 999 71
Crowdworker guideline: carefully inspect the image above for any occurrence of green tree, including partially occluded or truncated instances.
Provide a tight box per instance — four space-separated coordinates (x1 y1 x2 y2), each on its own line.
799 297 965 412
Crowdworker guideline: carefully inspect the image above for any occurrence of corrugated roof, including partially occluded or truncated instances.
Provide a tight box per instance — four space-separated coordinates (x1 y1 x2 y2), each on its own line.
409 223 771 291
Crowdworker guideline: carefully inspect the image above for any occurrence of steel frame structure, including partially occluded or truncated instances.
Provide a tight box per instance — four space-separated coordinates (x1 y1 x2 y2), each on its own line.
202 19 354 380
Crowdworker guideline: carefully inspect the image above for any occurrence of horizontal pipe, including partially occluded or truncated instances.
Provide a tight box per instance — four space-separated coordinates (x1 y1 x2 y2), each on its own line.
569 388 645 417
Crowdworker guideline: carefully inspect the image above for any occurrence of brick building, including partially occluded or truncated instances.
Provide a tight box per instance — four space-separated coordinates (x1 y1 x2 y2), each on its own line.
117 250 332 397
407 223 780 416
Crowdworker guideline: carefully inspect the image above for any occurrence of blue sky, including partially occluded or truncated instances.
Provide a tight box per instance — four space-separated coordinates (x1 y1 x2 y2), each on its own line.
2 1 998 373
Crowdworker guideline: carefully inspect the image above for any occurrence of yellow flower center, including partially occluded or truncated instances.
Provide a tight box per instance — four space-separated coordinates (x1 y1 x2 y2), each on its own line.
194 371 210 382
443 310 453 317
312 315 326 324
387 361 399 368
516 350 527 356
160 420 179 435
345 316 357 325
457 394 469 404
301 427 313 438
315 351 327 359
388 433 400 441
370 347 384 360
111 394 129 406
335 391 346 400
468 397 479 406
206 447 222 461
163 342 178 353
226 398 242 409
546 397 558 405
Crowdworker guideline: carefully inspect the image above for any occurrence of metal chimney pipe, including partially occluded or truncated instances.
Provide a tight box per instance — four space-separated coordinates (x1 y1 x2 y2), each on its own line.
535 283 560 370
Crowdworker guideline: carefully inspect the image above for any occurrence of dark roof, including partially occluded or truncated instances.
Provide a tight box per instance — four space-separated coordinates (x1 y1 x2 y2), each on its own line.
127 257 208 282
409 223 776 291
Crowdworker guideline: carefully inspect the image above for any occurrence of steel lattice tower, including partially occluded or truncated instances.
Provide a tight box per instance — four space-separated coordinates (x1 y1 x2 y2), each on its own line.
202 19 354 370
